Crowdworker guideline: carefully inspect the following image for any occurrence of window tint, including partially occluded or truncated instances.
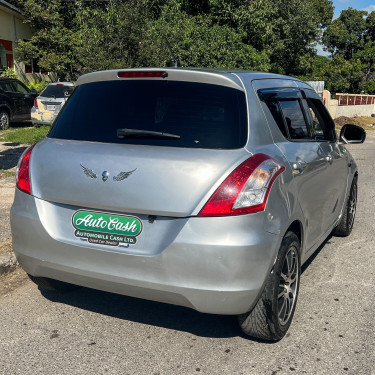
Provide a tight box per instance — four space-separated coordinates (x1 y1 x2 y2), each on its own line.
49 81 247 149
11 81 28 94
266 101 288 138
278 100 309 139
41 84 74 98
0 82 14 92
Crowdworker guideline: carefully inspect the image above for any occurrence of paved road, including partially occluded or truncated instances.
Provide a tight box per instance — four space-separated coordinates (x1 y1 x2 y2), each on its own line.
0 136 374 375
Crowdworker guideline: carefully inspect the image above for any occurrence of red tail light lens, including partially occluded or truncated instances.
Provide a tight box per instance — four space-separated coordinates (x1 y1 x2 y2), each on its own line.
117 71 168 78
16 144 36 195
198 154 285 217
34 98 38 109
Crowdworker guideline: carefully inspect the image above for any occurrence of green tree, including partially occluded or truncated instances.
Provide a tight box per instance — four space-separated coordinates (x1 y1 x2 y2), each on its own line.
13 0 334 80
135 2 270 70
323 8 368 60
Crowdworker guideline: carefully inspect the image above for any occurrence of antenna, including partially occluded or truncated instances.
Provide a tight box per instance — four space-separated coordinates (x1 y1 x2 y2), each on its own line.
163 35 181 68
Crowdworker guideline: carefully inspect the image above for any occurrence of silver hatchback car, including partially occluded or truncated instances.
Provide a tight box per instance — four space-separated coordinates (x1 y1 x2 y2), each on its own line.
11 69 365 341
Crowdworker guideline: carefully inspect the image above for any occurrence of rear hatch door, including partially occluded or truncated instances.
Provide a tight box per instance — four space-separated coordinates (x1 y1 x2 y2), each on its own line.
32 76 249 217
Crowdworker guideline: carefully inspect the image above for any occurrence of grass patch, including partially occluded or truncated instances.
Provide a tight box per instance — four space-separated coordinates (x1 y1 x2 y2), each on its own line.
0 170 15 179
0 125 49 144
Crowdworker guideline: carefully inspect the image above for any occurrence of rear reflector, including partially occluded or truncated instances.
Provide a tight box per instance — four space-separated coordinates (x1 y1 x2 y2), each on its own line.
117 71 168 78
198 154 285 217
16 144 36 195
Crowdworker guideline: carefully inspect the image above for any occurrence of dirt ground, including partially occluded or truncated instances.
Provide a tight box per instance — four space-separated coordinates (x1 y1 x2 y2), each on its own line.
0 142 27 244
0 143 29 295
334 116 375 130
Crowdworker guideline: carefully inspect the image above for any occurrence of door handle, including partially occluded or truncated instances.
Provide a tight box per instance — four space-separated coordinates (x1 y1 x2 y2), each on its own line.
292 160 307 171
325 155 333 163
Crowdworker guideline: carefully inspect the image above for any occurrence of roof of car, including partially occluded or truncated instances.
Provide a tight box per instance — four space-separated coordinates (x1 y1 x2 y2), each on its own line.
76 68 299 91
47 82 74 86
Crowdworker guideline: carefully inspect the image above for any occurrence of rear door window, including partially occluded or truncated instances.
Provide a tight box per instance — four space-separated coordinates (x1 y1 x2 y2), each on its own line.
278 100 309 139
49 81 248 149
10 81 29 94
0 82 14 92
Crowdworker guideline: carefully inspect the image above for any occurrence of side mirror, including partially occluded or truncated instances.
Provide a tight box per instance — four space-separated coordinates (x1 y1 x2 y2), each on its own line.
339 124 366 144
30 89 38 95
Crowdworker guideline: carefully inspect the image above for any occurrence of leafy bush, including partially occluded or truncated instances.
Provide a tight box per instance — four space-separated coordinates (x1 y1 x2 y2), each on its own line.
25 81 49 94
0 67 17 79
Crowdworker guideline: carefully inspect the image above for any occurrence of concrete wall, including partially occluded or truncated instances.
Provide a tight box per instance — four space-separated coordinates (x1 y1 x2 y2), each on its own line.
328 99 338 119
0 6 32 51
0 3 50 83
335 104 375 118
327 93 375 119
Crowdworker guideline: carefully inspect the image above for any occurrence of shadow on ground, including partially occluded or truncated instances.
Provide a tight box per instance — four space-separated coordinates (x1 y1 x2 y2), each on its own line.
41 286 245 339
0 146 27 170
38 236 331 340
0 122 33 169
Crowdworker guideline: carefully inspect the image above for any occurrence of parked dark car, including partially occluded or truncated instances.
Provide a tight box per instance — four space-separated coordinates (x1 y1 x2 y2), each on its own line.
0 77 38 129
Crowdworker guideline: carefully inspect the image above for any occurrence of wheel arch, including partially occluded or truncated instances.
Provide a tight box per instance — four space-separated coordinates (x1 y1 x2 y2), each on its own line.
0 104 12 120
284 220 303 257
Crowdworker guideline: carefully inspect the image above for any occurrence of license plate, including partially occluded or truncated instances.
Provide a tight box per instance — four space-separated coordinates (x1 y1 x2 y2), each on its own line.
72 210 143 247
46 105 56 111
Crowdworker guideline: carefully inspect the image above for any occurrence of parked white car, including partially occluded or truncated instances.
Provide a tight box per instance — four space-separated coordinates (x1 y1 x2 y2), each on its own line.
31 82 74 126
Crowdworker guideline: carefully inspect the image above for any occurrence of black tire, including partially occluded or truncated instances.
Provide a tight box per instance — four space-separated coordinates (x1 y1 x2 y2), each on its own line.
0 110 10 130
332 177 357 237
28 274 78 292
238 231 301 341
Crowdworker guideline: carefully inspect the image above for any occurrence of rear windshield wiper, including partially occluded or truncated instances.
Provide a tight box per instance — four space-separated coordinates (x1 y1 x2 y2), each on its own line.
117 128 180 140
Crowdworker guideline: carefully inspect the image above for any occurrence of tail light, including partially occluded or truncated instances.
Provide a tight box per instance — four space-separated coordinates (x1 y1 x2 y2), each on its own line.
34 98 38 108
198 154 285 217
16 144 36 195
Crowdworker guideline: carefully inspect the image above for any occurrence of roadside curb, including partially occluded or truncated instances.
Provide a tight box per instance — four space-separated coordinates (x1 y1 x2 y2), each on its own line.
0 253 18 275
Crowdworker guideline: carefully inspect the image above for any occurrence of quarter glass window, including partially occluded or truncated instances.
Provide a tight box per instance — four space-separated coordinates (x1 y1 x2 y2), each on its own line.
304 99 330 141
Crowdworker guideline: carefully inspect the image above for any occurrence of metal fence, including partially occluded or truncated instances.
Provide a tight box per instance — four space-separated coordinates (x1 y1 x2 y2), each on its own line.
336 94 375 106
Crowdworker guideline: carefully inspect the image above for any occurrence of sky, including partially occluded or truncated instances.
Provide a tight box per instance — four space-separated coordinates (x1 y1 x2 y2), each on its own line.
332 0 375 18
316 0 375 55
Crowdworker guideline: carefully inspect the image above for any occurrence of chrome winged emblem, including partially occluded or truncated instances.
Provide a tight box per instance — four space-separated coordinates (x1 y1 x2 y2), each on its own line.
80 164 97 179
113 169 137 181
80 164 136 182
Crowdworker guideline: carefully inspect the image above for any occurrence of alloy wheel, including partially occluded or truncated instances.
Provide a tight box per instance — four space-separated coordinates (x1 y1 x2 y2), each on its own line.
348 183 357 231
278 245 299 326
0 112 9 130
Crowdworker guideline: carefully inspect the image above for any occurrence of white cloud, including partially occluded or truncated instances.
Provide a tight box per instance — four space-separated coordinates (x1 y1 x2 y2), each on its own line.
361 5 375 13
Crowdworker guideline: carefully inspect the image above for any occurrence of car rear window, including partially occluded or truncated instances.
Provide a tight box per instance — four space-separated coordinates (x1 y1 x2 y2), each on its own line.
41 84 74 98
48 80 248 149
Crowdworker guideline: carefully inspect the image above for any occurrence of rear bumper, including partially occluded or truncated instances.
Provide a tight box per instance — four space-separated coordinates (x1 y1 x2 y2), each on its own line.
31 108 55 126
11 190 281 315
